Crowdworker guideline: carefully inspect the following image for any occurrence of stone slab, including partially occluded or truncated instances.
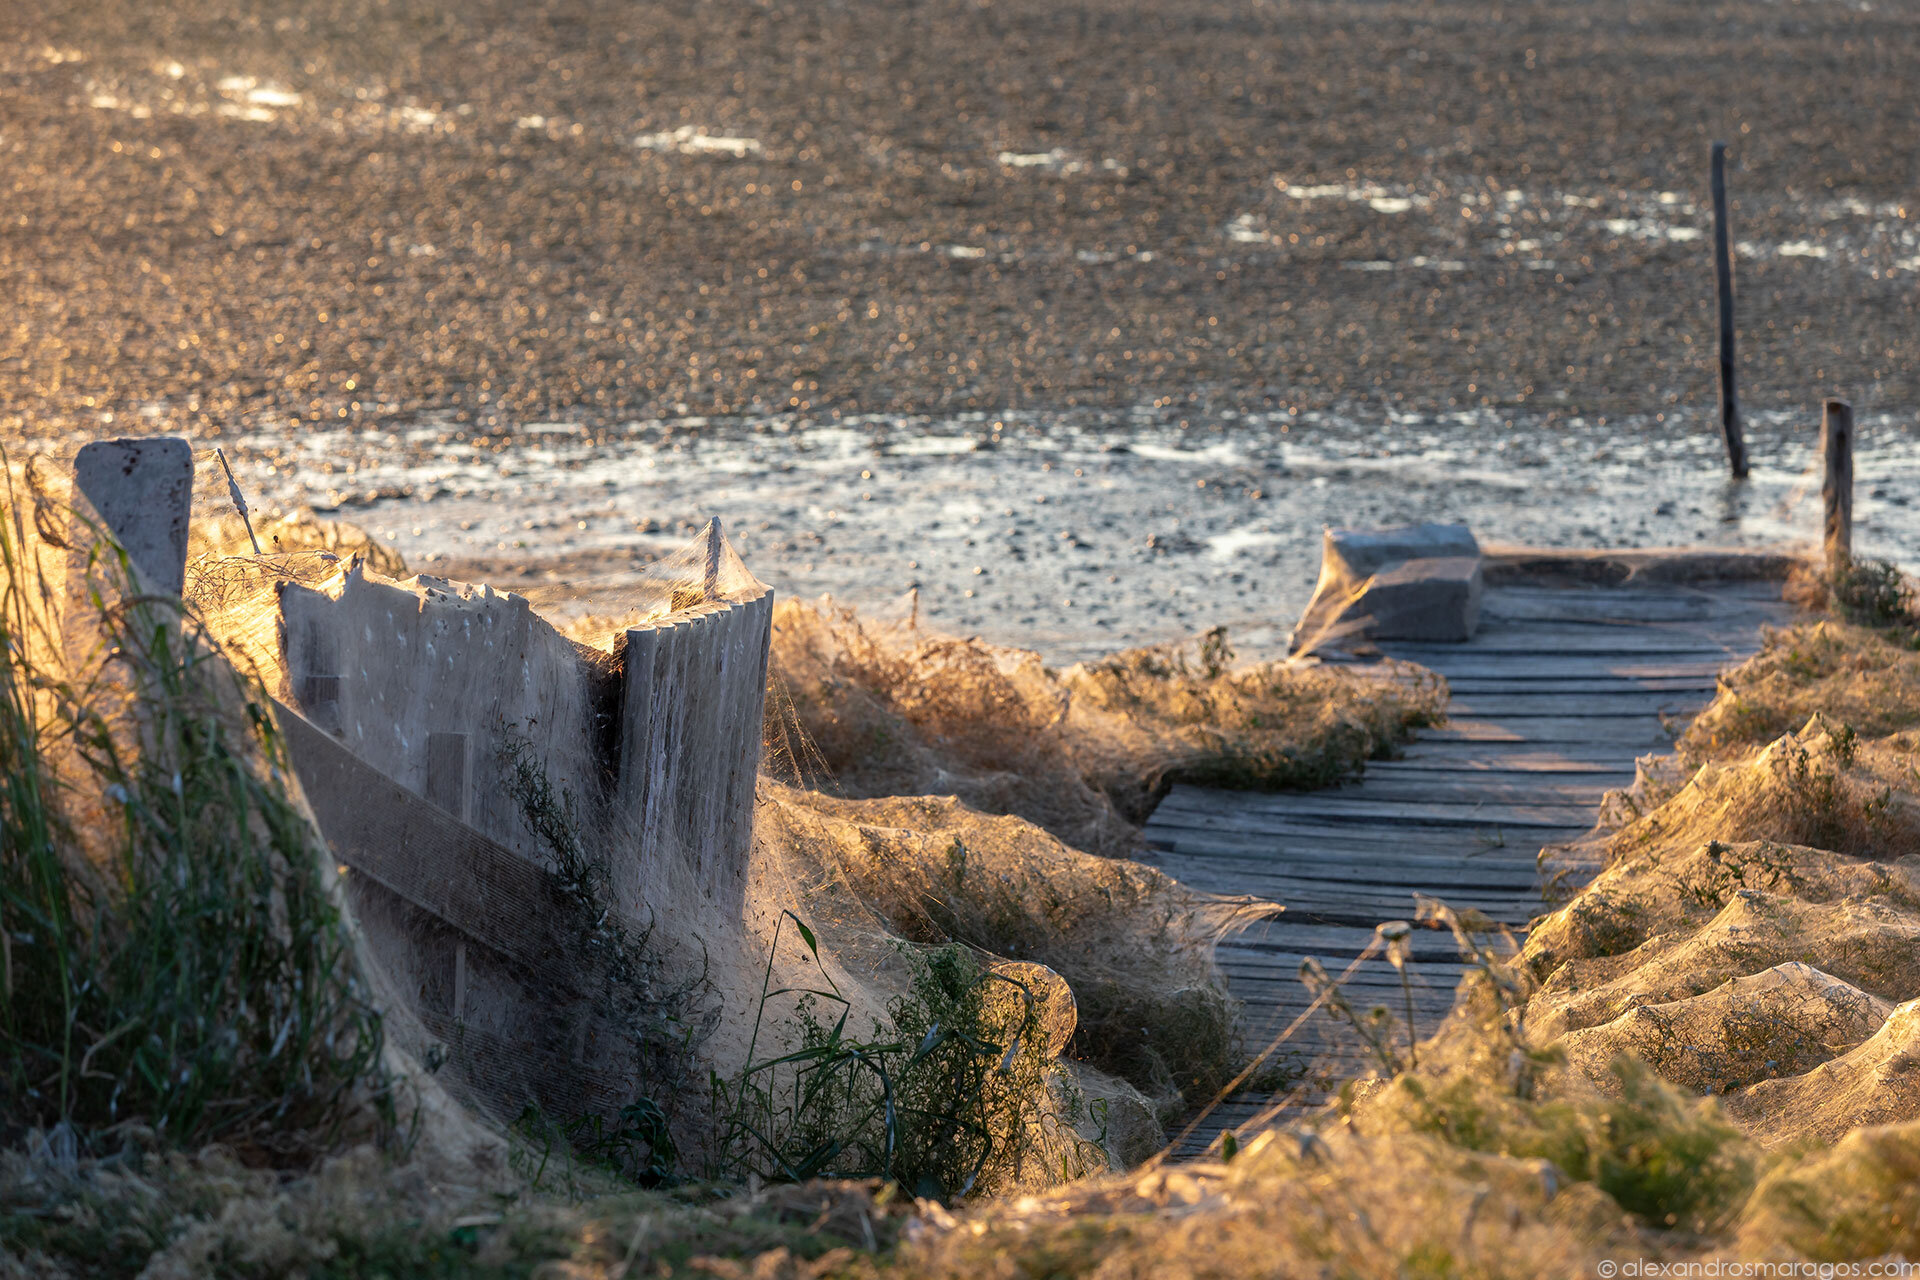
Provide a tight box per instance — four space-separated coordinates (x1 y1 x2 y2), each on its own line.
1360 555 1482 641
1292 522 1483 653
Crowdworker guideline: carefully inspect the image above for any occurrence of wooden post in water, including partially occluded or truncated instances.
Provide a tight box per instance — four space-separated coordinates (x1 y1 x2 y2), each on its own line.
1822 399 1854 581
1711 142 1749 479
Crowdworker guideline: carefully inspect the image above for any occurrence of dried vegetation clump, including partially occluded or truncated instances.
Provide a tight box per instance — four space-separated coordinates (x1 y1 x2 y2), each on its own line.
1681 617 1920 761
767 597 1446 855
761 787 1272 1121
189 507 409 579
1507 596 1920 1156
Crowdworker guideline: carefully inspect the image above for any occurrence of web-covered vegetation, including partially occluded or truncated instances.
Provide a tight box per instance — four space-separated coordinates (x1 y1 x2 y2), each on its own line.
766 597 1447 856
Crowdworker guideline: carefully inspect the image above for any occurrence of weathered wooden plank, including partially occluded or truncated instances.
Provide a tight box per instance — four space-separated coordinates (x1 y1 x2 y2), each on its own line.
1146 830 1574 871
1157 781 1589 818
1478 597 1789 625
1223 923 1492 958
1363 760 1635 784
1486 582 1787 605
1421 717 1681 746
1385 656 1732 680
1217 979 1463 1010
1220 971 1471 1001
1445 691 1713 718
1390 635 1747 658
1442 676 1718 694
1155 844 1548 885
1144 812 1555 853
1383 738 1649 763
1220 990 1461 1020
1222 970 1489 997
424 731 470 820
1157 787 1593 830
1481 602 1726 627
1193 888 1537 925
1479 593 1784 626
1225 924 1515 954
1149 795 1576 833
1148 853 1544 894
1142 854 1544 893
1220 956 1471 983
1143 805 1554 842
1173 861 1541 900
1319 776 1618 806
1142 858 1544 897
1221 972 1478 1003
1367 745 1645 772
1144 832 1551 871
277 701 578 973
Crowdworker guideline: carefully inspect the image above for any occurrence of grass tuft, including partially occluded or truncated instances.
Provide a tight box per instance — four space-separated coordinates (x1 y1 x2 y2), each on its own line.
709 920 1101 1202
0 471 386 1160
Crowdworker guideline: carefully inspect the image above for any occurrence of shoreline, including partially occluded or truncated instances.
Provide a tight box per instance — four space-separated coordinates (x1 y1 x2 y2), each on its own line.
176 405 1916 664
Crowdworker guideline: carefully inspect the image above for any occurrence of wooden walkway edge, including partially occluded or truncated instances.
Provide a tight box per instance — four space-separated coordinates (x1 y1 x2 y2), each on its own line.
1142 566 1798 1150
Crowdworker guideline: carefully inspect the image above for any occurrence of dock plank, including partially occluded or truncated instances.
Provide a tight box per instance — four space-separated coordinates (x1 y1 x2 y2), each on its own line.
1155 792 1594 830
1445 691 1715 717
1396 657 1734 679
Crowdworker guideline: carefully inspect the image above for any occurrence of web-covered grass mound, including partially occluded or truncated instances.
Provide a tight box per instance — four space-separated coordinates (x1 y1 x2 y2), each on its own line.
766 596 1446 856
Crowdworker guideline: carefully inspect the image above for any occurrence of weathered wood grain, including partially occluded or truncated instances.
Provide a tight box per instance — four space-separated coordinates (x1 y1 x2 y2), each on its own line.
1442 676 1718 694
1444 691 1715 718
1392 656 1732 679
1712 139 1751 478
278 703 577 971
1156 789 1594 830
1824 399 1854 578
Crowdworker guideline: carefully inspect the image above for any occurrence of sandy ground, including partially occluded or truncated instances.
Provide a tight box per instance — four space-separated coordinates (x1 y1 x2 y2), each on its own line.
6 0 1917 657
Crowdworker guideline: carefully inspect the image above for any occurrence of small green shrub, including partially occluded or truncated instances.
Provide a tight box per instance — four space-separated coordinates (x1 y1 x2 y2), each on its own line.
498 735 701 1186
1399 1057 1755 1232
709 917 1099 1200
1832 558 1918 632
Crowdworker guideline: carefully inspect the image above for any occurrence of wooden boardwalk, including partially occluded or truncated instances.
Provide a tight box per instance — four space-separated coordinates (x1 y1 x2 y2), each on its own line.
1142 571 1797 1151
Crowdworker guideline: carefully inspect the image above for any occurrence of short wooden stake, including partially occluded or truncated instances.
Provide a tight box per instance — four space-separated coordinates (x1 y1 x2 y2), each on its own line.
704 517 723 600
1822 398 1854 581
1711 142 1749 479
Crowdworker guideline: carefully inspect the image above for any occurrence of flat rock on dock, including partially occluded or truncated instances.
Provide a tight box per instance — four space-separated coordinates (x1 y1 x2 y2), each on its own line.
1143 560 1799 1153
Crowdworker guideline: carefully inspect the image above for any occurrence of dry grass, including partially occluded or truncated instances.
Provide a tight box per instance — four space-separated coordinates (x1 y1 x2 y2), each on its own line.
1680 618 1920 762
767 599 1446 855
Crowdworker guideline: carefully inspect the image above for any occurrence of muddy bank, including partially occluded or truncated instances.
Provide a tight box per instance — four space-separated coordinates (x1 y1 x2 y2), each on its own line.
2 0 1916 445
175 407 1919 662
